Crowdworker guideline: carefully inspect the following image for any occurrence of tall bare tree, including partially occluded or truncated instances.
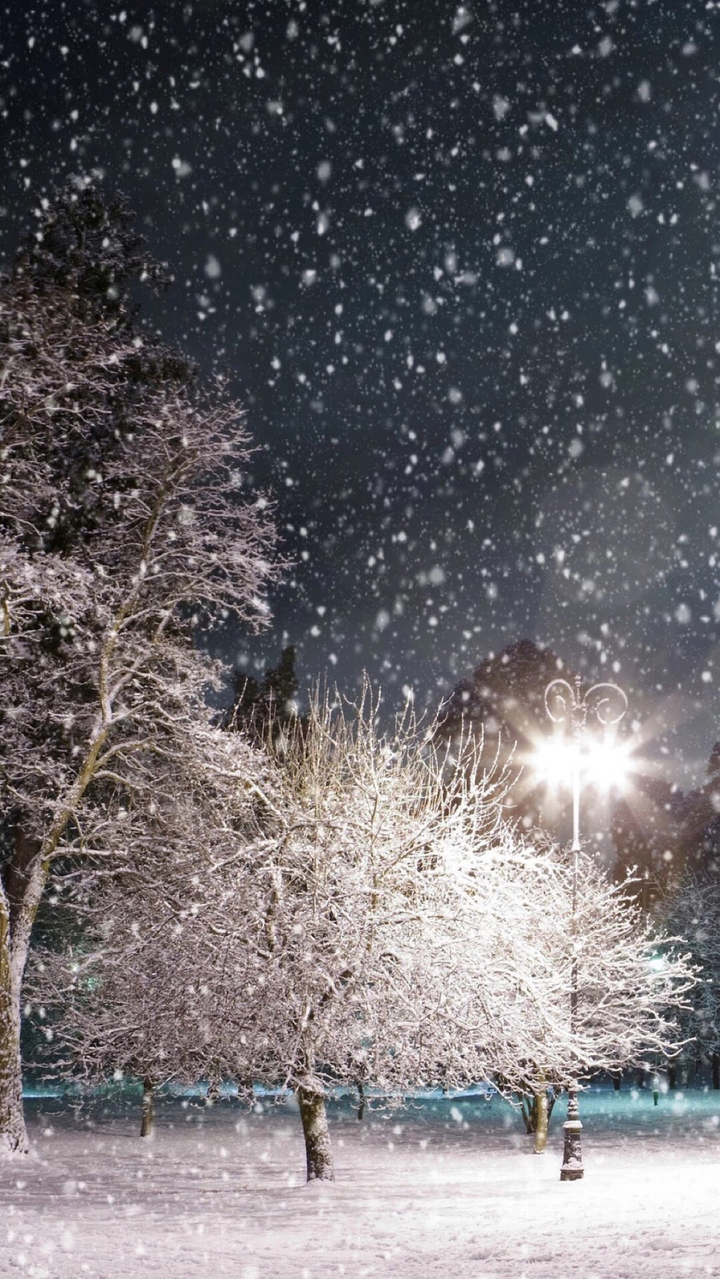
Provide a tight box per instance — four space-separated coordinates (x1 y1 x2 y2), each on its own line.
0 179 279 1152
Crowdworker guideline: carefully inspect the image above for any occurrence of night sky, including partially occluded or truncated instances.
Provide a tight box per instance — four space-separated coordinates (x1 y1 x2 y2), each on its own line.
3 0 720 783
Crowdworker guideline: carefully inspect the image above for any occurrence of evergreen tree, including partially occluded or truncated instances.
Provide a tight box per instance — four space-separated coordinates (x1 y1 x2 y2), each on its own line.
227 645 301 744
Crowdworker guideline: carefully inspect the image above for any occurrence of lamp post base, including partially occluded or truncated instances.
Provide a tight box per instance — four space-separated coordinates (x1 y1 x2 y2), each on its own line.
559 1083 584 1181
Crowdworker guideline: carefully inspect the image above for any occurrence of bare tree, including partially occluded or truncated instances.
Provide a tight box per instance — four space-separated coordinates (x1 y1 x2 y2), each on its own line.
658 871 720 1086
231 690 512 1179
488 845 697 1153
0 180 279 1152
27 726 274 1135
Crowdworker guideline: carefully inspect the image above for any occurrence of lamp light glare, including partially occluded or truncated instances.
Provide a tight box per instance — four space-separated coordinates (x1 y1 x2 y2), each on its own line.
584 736 634 793
533 738 577 791
533 734 635 795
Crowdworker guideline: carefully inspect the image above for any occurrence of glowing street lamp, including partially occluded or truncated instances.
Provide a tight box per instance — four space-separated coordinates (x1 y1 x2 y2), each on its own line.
541 673 630 1182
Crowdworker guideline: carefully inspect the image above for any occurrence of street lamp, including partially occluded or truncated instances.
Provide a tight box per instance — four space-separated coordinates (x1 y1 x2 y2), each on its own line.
541 673 629 1182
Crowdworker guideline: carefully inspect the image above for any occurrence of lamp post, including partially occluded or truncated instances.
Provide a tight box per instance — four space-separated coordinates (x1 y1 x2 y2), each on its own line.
543 673 628 1182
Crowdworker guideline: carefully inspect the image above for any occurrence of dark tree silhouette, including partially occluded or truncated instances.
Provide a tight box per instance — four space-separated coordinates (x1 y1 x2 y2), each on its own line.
227 645 301 744
435 638 573 828
612 744 720 909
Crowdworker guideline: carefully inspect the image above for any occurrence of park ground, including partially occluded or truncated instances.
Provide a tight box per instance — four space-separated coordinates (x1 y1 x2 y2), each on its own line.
1 1086 719 1279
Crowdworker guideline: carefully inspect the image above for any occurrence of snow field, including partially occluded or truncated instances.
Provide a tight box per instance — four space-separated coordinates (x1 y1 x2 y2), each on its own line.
1 1088 719 1279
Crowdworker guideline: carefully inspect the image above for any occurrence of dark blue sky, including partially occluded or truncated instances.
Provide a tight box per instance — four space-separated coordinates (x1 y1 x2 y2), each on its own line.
3 0 720 781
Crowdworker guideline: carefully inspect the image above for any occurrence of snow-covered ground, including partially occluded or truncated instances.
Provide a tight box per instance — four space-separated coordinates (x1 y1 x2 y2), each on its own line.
1 1086 719 1279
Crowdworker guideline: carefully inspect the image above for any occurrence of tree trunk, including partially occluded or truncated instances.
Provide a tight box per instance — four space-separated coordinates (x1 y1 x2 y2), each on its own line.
140 1078 154 1138
667 1064 677 1090
0 903 29 1155
0 989 28 1156
612 1072 621 1092
712 1053 720 1091
296 1080 334 1181
519 1093 534 1134
533 1087 549 1154
0 738 109 1153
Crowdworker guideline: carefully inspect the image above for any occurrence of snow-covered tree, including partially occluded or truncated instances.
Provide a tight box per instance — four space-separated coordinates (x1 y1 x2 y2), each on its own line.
658 872 720 1086
26 725 274 1135
0 179 279 1153
491 845 697 1153
229 687 561 1180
